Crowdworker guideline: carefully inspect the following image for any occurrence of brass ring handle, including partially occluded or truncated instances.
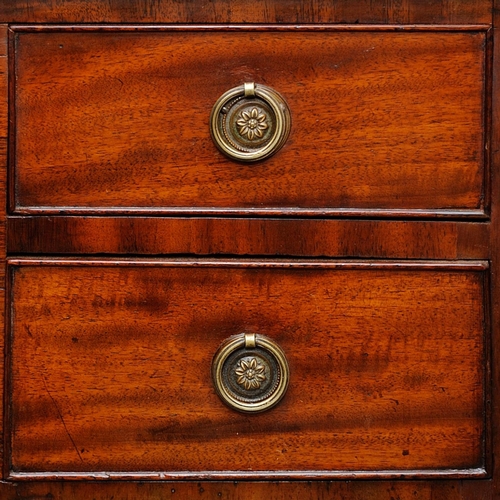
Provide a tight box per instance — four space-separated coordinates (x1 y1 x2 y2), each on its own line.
210 83 291 162
212 333 289 413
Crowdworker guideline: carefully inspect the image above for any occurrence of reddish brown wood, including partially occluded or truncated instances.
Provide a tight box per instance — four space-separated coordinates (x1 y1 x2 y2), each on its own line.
11 28 486 215
0 479 493 500
488 2 500 499
7 259 487 478
0 0 492 25
0 1 498 498
6 217 490 260
0 26 7 279
0 25 7 474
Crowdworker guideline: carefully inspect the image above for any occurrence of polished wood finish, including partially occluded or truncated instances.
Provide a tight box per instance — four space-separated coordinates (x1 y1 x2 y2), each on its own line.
0 25 8 474
7 217 490 260
11 28 486 215
0 0 492 25
0 479 492 500
486 2 500 498
7 259 487 478
1 0 499 498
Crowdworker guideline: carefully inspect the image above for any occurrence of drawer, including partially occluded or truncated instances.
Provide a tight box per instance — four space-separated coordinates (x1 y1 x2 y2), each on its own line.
11 26 487 217
7 259 487 479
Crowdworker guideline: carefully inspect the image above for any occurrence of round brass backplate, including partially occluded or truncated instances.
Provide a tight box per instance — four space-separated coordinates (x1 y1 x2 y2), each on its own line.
210 83 291 162
211 333 289 413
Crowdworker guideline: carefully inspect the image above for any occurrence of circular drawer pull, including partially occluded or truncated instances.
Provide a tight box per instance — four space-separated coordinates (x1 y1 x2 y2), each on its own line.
210 83 291 162
212 333 289 413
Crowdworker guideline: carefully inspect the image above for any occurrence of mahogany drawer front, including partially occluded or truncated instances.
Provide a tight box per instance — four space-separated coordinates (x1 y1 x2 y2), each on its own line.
7 259 487 479
11 27 486 217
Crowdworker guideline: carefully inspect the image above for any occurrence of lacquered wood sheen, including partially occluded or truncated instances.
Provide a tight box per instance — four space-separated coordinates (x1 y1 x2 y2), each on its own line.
0 0 492 24
6 217 490 260
11 29 486 215
0 25 8 472
7 260 486 478
0 479 492 500
487 1 500 497
1 0 498 498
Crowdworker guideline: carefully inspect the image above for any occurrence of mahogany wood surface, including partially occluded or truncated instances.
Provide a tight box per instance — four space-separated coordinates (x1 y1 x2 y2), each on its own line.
0 479 494 500
7 217 490 260
7 259 487 478
2 0 499 498
0 25 7 475
12 28 486 215
0 0 492 25
486 2 500 498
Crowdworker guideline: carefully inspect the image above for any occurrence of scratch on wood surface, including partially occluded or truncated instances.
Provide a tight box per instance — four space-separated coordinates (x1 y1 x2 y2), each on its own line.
41 375 84 463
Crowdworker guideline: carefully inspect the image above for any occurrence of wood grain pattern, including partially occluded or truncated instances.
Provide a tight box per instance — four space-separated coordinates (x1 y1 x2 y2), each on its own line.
0 479 492 500
0 479 494 500
12 28 486 215
0 25 8 475
7 260 486 478
1 0 497 497
6 216 490 260
0 0 492 25
486 1 500 498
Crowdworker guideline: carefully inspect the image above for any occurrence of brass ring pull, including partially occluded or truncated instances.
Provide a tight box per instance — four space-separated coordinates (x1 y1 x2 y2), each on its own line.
210 83 291 162
212 333 289 413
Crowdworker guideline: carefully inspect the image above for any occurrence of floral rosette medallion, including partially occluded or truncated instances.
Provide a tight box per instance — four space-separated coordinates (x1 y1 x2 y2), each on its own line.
210 82 291 162
211 333 290 413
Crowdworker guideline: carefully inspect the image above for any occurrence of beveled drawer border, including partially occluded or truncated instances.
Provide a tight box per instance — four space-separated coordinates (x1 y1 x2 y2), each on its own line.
4 256 491 269
6 468 490 481
9 24 492 31
7 24 492 220
4 258 491 481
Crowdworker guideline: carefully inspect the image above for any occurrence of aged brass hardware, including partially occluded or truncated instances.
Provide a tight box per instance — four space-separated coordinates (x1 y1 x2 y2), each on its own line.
210 82 291 162
211 333 289 413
